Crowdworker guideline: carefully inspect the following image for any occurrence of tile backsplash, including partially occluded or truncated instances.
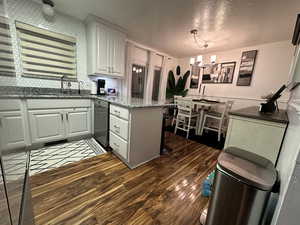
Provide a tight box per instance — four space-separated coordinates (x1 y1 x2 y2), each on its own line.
0 0 90 90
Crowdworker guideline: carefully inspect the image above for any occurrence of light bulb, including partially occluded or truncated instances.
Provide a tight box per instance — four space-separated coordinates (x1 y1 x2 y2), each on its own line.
210 55 217 64
196 55 203 64
190 57 195 65
133 67 136 72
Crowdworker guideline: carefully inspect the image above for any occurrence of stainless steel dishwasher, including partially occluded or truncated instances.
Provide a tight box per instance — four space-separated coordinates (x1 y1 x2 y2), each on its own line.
94 99 109 148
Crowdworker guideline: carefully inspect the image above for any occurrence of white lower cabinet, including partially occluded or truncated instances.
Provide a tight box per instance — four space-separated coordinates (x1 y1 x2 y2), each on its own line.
28 109 65 144
0 111 26 150
66 108 91 138
109 104 163 168
110 131 128 159
224 115 287 164
28 106 92 144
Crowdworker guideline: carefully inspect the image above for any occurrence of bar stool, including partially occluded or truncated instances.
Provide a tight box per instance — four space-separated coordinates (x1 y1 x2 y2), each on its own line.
200 101 234 141
174 99 199 139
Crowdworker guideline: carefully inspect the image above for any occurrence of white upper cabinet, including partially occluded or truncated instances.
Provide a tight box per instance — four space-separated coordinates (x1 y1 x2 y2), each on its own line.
86 16 126 78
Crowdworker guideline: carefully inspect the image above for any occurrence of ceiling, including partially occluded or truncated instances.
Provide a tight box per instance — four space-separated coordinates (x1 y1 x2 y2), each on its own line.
48 0 300 58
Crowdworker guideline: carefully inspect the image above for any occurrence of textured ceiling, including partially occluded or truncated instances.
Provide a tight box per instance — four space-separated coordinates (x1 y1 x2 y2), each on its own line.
48 0 300 57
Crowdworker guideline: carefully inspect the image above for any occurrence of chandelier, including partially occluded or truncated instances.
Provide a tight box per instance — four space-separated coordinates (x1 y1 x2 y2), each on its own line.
189 29 216 67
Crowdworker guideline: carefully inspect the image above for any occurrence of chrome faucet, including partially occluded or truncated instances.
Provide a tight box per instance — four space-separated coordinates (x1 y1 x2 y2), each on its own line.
78 80 84 95
60 75 67 94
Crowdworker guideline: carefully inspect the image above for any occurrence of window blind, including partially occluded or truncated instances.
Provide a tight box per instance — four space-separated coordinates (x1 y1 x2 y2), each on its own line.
16 22 77 79
0 16 15 76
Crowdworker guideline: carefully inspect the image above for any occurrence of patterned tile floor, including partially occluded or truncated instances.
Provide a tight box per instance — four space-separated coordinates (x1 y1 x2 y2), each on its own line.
30 138 106 175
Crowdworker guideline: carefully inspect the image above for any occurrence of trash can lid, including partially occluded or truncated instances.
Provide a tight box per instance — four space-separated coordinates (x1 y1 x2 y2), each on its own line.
217 147 277 191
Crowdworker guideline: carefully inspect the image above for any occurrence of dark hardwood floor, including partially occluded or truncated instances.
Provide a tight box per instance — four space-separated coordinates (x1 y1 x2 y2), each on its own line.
30 132 221 225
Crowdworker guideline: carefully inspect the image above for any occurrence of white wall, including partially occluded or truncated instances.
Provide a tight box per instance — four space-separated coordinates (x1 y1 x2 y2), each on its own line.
272 84 300 225
0 0 90 89
178 41 294 109
0 0 5 16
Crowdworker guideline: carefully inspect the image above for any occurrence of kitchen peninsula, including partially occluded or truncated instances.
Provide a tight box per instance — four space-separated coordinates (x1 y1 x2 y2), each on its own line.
0 87 170 168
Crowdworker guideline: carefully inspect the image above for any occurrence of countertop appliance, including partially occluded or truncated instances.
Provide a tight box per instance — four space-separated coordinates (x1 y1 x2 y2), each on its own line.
94 99 109 148
205 147 277 225
97 79 106 95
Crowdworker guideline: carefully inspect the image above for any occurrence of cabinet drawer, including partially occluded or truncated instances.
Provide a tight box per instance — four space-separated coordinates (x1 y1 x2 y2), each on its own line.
110 131 128 159
110 104 129 120
0 99 21 111
110 114 128 140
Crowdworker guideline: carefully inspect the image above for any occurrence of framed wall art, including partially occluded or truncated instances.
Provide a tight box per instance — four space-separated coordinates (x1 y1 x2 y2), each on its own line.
236 50 258 86
202 62 235 84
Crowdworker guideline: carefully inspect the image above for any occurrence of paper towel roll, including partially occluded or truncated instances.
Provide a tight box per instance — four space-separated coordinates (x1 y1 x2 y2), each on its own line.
91 80 97 94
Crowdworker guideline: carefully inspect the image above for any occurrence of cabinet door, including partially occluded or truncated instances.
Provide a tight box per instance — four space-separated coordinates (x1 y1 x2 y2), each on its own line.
66 108 91 138
0 111 26 150
111 31 126 76
225 117 286 163
96 24 110 73
29 110 65 144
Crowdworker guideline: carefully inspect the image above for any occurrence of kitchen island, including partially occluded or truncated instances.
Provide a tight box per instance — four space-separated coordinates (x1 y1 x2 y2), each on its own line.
94 96 171 168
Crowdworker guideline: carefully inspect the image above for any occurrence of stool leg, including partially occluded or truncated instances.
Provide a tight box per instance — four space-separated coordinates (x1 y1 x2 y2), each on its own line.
174 116 179 134
200 115 206 136
186 116 191 139
217 118 223 142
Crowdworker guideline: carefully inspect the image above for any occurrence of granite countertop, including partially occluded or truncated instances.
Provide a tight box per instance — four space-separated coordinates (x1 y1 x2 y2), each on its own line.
0 94 92 99
93 96 172 108
229 106 289 124
0 94 171 108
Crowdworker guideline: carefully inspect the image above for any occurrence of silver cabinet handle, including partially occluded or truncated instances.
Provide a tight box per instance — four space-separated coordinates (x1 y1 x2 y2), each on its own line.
66 113 69 121
0 117 2 127
61 114 63 121
113 124 120 133
113 142 119 148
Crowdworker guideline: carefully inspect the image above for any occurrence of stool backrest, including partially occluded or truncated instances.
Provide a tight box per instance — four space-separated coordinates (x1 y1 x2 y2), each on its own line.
177 99 194 114
223 100 234 117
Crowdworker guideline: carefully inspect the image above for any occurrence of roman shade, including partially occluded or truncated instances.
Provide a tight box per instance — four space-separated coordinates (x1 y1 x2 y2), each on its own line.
0 16 15 76
16 21 77 79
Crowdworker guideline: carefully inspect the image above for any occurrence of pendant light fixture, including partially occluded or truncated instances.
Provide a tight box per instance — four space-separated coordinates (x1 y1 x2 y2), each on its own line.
190 29 217 67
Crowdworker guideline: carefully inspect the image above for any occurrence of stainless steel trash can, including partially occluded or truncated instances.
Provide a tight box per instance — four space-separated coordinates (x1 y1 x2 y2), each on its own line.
205 147 277 225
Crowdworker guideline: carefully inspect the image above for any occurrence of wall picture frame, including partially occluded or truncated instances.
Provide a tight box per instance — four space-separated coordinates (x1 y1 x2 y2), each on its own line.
219 62 236 83
201 62 235 84
237 50 258 86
